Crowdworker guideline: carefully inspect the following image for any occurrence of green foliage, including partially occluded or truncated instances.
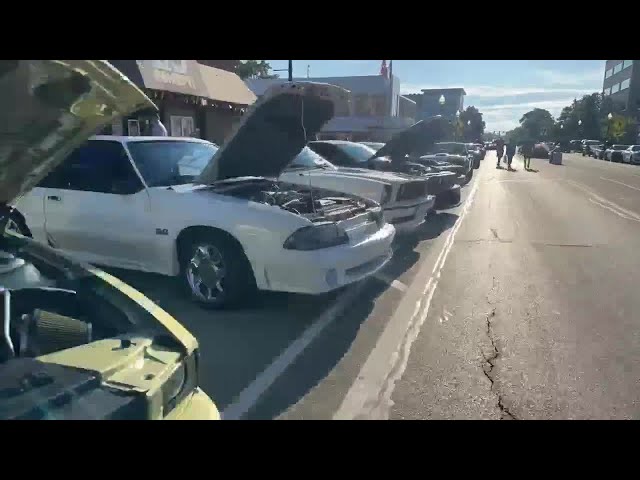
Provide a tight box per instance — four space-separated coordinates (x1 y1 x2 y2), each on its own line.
237 60 278 80
458 106 485 141
606 114 638 143
504 92 638 145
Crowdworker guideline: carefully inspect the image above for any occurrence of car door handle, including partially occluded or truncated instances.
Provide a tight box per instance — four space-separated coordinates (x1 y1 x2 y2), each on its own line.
47 195 61 202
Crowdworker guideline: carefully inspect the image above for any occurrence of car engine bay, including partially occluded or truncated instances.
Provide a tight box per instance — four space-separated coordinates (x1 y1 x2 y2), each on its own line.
212 179 377 223
0 246 127 365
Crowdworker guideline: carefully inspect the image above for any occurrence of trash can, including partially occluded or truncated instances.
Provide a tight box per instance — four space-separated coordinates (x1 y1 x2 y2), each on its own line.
549 150 563 165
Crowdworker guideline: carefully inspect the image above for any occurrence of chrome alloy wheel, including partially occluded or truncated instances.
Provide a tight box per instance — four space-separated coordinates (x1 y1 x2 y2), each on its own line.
185 244 227 303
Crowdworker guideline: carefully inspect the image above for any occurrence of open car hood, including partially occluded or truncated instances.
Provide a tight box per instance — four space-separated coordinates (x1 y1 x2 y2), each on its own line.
197 82 351 183
368 116 451 161
0 60 155 205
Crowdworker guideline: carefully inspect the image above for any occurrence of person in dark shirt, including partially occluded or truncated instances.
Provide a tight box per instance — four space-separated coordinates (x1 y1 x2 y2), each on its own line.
505 142 516 170
495 138 505 167
521 141 534 170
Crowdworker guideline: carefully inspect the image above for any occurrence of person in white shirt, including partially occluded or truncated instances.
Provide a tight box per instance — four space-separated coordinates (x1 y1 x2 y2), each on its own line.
149 112 168 136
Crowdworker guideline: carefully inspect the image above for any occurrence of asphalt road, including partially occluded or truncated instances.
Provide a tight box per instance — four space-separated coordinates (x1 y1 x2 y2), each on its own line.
115 151 640 419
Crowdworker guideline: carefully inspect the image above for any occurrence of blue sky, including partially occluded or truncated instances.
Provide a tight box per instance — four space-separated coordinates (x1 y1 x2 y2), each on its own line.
267 60 605 132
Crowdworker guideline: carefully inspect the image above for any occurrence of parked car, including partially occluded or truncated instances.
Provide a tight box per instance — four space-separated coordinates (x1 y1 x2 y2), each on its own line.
282 147 436 231
621 145 640 164
361 141 468 186
14 81 397 309
484 141 496 150
414 142 475 182
581 140 601 156
465 143 483 167
569 140 582 152
306 121 461 208
1 59 220 420
590 144 605 158
473 143 487 160
605 144 631 162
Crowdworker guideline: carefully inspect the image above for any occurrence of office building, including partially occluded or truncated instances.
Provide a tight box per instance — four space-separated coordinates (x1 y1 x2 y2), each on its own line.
603 60 639 117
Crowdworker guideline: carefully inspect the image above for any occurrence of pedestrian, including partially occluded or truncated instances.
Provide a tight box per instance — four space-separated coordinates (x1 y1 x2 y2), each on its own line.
495 137 505 167
139 108 168 136
505 142 516 170
521 141 533 170
149 112 168 136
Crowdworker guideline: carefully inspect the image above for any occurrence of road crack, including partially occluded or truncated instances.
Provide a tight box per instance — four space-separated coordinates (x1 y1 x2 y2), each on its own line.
481 308 518 420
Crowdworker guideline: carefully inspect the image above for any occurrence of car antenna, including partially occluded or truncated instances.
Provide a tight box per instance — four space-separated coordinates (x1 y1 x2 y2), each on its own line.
301 94 316 215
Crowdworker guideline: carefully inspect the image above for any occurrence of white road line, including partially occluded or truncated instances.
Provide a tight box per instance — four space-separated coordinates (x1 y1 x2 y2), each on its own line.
374 272 408 292
589 198 640 223
568 179 640 222
221 282 366 420
600 176 640 192
334 179 480 420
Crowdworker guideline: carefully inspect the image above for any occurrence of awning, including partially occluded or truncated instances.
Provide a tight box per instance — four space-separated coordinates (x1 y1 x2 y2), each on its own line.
198 64 256 106
109 60 208 97
108 60 256 107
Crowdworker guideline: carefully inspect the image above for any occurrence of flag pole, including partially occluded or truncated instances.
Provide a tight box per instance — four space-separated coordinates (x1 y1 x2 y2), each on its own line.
389 60 394 117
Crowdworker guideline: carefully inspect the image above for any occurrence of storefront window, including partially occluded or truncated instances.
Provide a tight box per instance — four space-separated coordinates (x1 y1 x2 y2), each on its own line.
170 115 195 137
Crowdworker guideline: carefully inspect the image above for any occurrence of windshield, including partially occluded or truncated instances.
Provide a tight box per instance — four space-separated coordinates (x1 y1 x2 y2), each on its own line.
289 146 337 170
336 142 378 163
127 140 218 186
613 145 629 150
431 143 468 155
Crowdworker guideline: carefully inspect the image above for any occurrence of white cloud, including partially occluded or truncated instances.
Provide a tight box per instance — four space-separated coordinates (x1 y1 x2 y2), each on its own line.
534 68 604 87
480 98 580 132
401 84 594 97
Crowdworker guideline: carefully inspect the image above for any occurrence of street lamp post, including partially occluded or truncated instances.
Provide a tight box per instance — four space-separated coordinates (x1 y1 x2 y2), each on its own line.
272 61 294 81
606 113 613 160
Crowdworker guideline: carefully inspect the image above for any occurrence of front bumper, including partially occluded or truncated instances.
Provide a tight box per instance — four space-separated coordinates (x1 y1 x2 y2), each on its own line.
257 223 396 294
166 388 220 420
384 195 436 234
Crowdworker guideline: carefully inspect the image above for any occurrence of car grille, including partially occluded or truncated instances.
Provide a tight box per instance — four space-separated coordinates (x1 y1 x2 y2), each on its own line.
397 181 427 201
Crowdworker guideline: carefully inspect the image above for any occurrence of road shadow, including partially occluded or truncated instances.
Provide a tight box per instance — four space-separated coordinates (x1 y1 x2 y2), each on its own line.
100 214 445 416
239 213 460 419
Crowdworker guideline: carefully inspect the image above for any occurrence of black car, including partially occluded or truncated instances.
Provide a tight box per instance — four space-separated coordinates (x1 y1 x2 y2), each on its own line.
308 119 462 207
412 142 475 182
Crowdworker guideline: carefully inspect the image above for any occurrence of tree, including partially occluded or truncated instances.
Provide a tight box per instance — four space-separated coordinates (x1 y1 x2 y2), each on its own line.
459 106 485 141
519 108 555 141
237 60 278 80
606 114 638 143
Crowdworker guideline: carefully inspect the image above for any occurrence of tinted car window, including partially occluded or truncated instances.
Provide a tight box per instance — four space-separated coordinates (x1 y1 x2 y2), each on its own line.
39 141 142 194
127 140 218 187
308 143 342 164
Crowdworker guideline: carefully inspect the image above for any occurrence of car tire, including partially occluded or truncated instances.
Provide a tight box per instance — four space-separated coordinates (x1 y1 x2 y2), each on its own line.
178 231 256 309
465 169 473 182
435 186 461 209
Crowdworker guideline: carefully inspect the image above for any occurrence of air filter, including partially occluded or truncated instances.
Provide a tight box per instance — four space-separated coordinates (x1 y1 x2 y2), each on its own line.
29 309 92 356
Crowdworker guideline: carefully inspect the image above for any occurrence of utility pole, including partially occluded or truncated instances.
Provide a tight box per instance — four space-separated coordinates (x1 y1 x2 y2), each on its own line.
288 60 293 81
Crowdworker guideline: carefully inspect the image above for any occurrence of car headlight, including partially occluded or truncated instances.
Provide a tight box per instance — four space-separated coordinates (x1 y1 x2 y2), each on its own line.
380 184 393 205
283 222 349 250
162 361 187 410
